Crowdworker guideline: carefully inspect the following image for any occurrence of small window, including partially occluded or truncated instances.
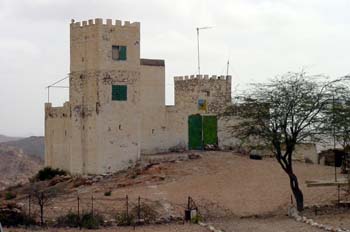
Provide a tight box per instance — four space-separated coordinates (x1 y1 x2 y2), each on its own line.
112 85 127 101
112 45 127 61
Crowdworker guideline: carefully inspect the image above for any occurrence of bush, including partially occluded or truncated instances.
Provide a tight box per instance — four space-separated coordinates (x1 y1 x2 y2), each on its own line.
35 167 67 181
81 212 104 229
56 211 80 227
130 203 158 224
116 211 134 226
190 214 203 224
56 211 104 229
104 190 112 196
5 192 16 200
0 209 36 226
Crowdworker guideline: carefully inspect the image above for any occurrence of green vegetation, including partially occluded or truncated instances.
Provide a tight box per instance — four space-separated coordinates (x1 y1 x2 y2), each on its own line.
0 209 36 226
5 191 16 200
34 167 67 181
104 190 112 196
56 211 104 229
116 211 134 226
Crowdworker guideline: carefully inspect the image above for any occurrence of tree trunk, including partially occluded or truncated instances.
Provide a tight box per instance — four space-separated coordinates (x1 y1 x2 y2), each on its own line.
289 173 304 211
40 204 44 226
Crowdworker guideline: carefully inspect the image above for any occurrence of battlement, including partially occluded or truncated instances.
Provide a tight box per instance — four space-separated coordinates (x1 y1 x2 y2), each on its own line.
45 102 71 118
70 18 140 29
174 75 232 81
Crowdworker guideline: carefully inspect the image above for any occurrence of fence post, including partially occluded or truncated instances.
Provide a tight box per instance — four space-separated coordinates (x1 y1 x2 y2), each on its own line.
77 196 81 230
28 194 31 217
91 195 94 217
40 192 44 226
138 196 141 221
126 195 129 219
77 196 80 217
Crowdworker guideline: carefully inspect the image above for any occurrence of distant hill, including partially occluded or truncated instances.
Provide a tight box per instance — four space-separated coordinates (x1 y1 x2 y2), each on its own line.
0 136 45 160
0 134 22 143
0 146 43 190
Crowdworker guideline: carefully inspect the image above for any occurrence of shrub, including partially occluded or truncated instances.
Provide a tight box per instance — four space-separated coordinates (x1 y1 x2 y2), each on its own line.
5 192 16 200
190 214 203 224
35 167 67 181
104 190 112 196
116 211 134 226
0 209 36 226
81 212 104 229
56 211 104 229
56 211 80 228
130 203 158 224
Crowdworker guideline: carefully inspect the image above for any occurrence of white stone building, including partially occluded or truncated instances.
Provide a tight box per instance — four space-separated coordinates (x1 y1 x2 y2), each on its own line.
45 18 232 174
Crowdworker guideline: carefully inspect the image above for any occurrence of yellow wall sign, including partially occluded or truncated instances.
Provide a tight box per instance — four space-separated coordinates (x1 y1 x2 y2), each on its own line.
198 99 207 111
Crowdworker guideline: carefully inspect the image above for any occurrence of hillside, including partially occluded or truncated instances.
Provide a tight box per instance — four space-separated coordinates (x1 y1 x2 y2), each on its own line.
0 134 22 143
0 136 44 160
0 146 42 190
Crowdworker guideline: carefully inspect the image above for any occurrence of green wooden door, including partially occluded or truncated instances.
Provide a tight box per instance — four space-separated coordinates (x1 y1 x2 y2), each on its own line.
188 114 203 150
203 116 218 146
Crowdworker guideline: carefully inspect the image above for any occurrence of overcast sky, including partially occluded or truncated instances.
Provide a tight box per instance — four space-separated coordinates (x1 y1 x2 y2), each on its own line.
0 0 349 137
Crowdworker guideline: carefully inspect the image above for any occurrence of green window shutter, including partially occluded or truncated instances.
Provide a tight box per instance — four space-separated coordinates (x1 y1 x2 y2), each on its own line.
112 85 127 101
119 46 127 60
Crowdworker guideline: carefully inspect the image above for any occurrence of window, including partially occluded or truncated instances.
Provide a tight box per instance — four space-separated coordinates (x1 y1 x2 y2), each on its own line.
112 45 127 61
112 85 127 101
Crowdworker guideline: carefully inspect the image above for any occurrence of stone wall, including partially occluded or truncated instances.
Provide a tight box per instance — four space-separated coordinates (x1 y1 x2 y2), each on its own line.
45 102 71 171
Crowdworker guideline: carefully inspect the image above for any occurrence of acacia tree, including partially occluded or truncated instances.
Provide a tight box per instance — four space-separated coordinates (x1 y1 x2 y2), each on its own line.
30 185 57 225
324 83 350 150
232 72 339 211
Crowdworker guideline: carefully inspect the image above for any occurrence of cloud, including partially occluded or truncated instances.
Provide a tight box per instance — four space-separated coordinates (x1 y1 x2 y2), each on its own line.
0 0 349 136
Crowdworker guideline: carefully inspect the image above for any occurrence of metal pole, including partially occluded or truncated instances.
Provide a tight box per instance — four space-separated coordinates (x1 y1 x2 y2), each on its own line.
126 195 129 219
28 194 31 217
47 87 50 103
138 196 141 221
91 195 94 216
77 196 80 218
333 94 337 182
197 28 200 75
226 60 230 76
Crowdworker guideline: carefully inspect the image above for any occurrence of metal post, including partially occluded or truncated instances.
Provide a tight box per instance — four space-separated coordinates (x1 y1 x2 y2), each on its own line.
47 87 50 103
77 196 80 218
91 195 94 216
28 194 31 217
138 196 141 221
126 195 129 219
197 28 200 75
188 196 191 210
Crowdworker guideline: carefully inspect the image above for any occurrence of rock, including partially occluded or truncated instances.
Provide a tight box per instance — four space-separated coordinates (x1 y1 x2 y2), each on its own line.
188 153 201 160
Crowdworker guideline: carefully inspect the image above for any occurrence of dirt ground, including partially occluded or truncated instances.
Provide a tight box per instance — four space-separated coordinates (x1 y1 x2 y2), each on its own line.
5 224 206 232
67 151 338 217
3 151 349 231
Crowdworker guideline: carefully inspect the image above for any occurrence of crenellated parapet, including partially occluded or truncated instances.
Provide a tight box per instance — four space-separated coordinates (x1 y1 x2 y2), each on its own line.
174 74 232 81
45 102 71 119
70 18 140 29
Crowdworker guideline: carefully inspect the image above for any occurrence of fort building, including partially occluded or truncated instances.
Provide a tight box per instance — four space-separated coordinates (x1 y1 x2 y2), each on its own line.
45 18 232 174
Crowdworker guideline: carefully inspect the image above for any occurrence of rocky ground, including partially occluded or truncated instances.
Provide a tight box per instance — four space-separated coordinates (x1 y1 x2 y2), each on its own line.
1 151 349 231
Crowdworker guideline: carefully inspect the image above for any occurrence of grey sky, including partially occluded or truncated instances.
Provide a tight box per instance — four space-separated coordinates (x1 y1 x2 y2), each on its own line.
0 0 349 136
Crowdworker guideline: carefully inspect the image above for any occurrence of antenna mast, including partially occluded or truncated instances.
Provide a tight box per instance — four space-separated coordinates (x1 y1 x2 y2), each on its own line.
196 26 212 75
226 60 230 76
